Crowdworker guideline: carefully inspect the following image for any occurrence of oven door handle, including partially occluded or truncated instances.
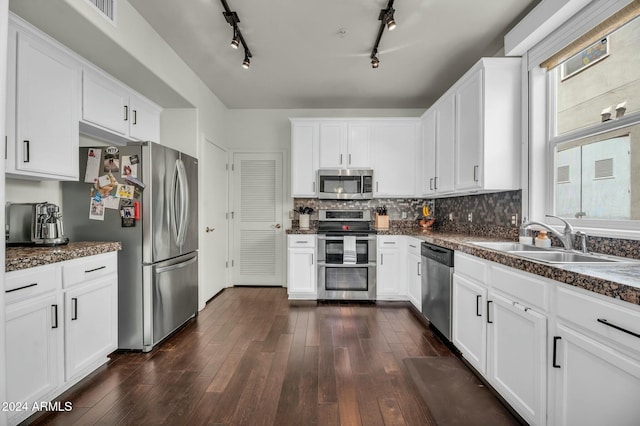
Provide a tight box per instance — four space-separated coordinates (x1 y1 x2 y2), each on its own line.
317 262 376 268
317 235 377 241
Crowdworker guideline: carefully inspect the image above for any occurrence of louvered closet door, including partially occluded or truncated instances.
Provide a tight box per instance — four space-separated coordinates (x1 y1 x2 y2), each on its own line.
231 153 284 285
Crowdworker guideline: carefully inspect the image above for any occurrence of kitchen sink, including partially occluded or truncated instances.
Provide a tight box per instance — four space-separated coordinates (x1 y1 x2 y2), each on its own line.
471 242 548 252
509 251 619 264
471 241 634 265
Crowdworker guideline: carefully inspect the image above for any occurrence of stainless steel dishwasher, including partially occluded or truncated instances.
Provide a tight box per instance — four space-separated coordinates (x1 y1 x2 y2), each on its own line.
421 242 454 341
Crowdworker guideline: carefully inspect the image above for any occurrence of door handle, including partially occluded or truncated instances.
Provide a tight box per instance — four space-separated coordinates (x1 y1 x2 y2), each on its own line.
71 298 78 321
51 304 58 329
272 224 281 229
552 336 561 368
205 227 215 233
486 300 493 323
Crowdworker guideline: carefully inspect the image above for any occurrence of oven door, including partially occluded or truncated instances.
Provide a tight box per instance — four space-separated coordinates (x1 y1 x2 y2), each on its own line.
318 263 377 300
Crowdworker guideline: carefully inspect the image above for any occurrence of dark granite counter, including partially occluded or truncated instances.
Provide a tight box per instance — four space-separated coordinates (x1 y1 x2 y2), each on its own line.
286 226 640 305
6 241 122 272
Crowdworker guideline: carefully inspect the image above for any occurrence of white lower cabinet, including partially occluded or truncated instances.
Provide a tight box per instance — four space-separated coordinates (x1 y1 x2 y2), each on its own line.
452 272 487 374
406 238 422 310
376 236 405 300
549 285 640 425
64 275 118 381
5 292 63 421
4 253 118 425
453 253 548 425
287 235 317 299
487 290 547 426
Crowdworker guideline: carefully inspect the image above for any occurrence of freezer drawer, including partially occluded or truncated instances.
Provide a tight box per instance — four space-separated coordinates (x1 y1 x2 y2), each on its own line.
144 252 198 351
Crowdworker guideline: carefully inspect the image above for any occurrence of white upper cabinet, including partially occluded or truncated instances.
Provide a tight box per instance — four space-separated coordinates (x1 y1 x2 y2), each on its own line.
6 17 80 180
290 120 319 197
318 120 372 170
421 109 436 196
435 95 456 195
372 119 420 197
454 58 521 193
81 66 161 144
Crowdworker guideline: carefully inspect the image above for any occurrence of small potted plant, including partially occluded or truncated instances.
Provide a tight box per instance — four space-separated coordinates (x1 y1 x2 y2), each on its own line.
295 206 314 230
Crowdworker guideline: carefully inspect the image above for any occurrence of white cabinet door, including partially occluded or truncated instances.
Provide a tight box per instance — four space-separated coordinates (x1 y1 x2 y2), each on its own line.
5 293 62 412
291 121 319 197
373 121 418 197
455 68 483 191
452 273 487 374
435 95 455 194
64 275 117 381
287 248 316 299
129 93 161 142
377 237 405 299
552 323 640 426
319 122 346 168
82 68 129 136
421 109 437 196
10 28 79 180
487 291 547 426
346 122 372 168
406 251 422 310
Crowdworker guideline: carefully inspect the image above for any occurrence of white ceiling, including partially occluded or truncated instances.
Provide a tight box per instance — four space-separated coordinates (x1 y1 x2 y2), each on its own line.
129 0 540 109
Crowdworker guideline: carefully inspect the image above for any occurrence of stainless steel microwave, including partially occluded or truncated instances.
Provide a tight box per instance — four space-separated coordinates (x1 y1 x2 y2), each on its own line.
317 169 374 200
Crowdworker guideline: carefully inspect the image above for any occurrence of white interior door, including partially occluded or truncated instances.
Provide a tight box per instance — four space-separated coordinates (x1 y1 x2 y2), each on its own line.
200 139 229 307
231 152 284 286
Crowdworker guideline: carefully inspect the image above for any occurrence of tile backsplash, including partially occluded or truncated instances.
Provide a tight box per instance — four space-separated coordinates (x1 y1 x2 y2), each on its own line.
293 198 433 221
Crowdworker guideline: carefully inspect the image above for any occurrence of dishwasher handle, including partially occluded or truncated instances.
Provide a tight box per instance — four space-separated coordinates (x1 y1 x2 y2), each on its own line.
421 243 454 267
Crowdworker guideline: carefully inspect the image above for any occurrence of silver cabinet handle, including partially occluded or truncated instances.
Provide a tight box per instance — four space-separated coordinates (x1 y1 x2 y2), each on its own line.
348 153 352 165
434 177 438 190
429 178 433 191
381 253 384 265
85 266 106 274
340 154 343 165
133 109 137 125
124 105 129 121
311 254 314 265
473 165 479 182
312 182 316 192
417 261 421 276
376 181 379 192
51 304 59 329
23 140 30 163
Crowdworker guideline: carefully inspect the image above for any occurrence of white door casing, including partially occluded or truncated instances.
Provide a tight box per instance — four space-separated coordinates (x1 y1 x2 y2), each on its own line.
1 0 9 419
200 139 229 307
230 152 284 286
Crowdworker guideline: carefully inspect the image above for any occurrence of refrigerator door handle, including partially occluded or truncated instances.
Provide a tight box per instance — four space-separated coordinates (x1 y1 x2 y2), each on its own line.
176 158 189 247
170 160 181 245
155 253 198 273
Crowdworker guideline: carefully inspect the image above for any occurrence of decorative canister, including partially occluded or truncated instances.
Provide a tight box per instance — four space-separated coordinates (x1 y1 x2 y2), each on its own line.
299 214 310 230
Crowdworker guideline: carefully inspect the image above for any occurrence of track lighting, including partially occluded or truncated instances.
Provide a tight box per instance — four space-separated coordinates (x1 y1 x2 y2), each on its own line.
385 8 396 31
369 0 397 69
221 0 253 69
230 27 239 49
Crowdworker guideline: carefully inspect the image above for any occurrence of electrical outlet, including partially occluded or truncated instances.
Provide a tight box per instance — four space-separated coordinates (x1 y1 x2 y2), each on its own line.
511 214 519 226
401 212 407 219
448 213 454 221
468 212 473 222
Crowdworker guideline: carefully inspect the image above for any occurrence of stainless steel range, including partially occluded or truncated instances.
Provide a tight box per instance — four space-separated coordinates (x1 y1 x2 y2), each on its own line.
316 209 377 300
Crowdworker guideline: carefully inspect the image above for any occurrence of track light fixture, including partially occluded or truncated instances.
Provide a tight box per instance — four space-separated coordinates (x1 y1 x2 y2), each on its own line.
370 0 397 69
230 26 239 49
221 0 253 69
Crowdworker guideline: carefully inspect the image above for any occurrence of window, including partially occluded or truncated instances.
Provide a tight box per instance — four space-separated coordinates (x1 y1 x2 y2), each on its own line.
546 13 640 228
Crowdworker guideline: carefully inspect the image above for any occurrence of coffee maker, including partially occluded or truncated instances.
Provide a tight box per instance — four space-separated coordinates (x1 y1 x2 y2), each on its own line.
32 202 69 246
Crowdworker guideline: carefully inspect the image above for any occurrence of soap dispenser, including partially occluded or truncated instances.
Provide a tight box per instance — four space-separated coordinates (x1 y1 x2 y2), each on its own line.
535 230 551 248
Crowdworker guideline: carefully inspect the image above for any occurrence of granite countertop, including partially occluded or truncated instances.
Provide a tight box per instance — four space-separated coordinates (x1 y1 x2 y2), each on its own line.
6 241 122 272
286 226 640 305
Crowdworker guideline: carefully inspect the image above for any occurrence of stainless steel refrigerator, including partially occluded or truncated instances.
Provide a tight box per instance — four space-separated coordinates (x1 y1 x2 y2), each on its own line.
62 142 198 352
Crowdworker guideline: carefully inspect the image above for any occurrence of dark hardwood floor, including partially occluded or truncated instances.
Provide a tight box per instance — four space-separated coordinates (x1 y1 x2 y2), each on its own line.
29 287 455 425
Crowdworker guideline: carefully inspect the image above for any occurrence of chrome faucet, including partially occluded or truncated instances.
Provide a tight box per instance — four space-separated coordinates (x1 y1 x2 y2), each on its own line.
575 231 588 253
521 214 575 251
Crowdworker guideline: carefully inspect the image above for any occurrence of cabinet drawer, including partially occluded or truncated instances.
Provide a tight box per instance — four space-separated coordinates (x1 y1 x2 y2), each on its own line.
5 264 61 304
454 252 488 284
406 238 422 256
62 252 118 288
492 264 548 311
557 285 640 355
378 236 402 247
288 235 316 248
